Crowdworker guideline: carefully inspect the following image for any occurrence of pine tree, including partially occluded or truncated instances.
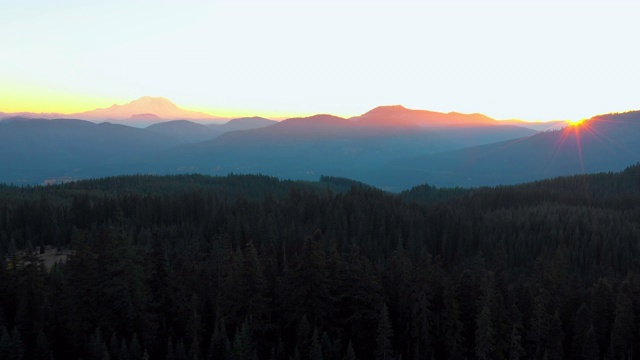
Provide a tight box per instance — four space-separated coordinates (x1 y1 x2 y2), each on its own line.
34 330 51 360
232 321 256 360
119 339 130 360
189 335 200 360
508 324 524 360
440 278 463 360
582 326 599 360
129 333 142 360
290 346 300 360
547 311 564 360
88 329 109 360
109 333 119 360
344 340 356 360
609 293 635 360
309 328 323 360
0 327 10 359
185 295 201 360
572 303 599 360
285 234 333 329
208 316 231 360
320 332 337 360
295 315 311 359
528 286 551 359
410 253 433 358
167 338 175 360
0 327 25 360
474 301 495 360
589 277 615 357
174 339 187 360
375 304 394 360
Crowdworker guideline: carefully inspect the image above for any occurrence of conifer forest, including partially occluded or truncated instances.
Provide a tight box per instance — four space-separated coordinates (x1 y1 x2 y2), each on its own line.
2 165 640 360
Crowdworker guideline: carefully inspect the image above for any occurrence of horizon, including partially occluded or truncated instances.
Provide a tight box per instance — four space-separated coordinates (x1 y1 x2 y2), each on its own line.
2 0 639 122
0 95 589 123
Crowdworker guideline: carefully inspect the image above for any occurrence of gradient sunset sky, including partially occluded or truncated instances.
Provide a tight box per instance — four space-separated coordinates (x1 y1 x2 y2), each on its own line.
1 0 638 120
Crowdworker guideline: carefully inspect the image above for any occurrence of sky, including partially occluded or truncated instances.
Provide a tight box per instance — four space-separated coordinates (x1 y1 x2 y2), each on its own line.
0 0 639 121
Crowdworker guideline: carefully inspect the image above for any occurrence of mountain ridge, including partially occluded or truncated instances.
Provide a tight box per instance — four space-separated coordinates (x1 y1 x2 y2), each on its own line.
1 103 639 189
352 105 498 128
1 97 574 128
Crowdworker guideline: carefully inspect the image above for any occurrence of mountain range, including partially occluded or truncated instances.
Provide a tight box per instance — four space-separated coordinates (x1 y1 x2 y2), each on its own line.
0 115 279 184
2 97 638 190
0 97 227 126
1 96 564 130
133 107 538 186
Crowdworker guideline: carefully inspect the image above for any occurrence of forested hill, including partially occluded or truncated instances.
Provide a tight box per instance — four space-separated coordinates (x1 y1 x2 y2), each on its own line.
400 162 640 209
1 166 640 359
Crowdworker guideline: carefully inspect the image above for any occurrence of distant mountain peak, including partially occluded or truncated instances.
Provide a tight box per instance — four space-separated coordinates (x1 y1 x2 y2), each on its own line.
373 104 408 110
107 97 180 113
355 105 497 128
126 96 175 107
70 96 222 123
362 105 409 115
140 95 168 101
278 114 349 126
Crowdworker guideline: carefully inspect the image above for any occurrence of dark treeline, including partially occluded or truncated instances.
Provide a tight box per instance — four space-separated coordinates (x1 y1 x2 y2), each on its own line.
1 166 640 359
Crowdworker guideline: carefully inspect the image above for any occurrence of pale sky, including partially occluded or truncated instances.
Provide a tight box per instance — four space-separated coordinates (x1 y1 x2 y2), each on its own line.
0 0 638 120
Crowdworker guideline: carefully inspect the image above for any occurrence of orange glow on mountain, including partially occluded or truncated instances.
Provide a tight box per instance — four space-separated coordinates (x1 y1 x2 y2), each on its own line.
352 105 499 128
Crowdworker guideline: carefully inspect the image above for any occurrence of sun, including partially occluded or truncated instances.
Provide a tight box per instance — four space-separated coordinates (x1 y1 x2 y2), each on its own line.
568 118 587 127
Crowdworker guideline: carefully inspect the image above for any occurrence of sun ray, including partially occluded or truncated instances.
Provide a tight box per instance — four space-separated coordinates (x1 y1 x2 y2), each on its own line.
575 118 635 159
460 129 544 172
548 125 573 168
574 124 585 173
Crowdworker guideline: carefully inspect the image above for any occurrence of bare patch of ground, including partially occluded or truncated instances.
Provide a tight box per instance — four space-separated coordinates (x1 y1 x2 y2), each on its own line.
38 246 73 269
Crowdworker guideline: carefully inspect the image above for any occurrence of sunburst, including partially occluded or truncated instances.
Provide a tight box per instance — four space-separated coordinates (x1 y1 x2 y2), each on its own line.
568 118 586 127
549 119 590 173
549 117 621 174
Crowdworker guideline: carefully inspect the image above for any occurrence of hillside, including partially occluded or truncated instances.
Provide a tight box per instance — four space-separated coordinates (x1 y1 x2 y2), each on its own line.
387 111 640 188
145 120 220 143
209 116 277 132
138 112 535 188
0 118 183 184
2 166 640 359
